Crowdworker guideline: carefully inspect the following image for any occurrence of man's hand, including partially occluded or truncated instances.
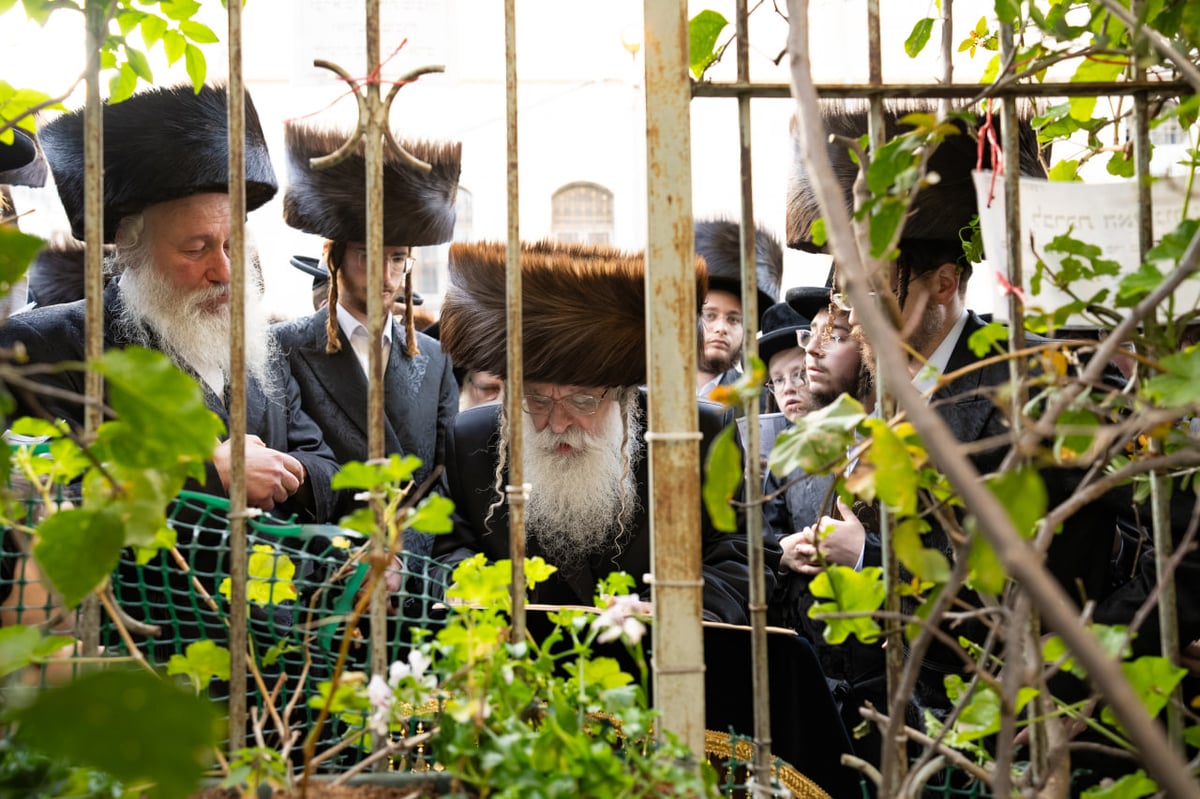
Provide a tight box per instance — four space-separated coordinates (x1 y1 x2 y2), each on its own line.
780 497 866 575
213 435 307 511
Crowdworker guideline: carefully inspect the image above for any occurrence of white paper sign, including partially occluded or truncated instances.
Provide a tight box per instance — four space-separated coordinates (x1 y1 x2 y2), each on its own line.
972 169 1200 327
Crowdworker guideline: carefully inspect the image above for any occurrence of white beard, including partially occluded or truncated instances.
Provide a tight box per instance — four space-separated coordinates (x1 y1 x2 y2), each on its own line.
113 254 276 395
521 398 643 577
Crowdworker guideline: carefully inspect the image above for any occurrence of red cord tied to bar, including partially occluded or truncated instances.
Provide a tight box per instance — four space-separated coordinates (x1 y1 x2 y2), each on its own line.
977 99 1003 208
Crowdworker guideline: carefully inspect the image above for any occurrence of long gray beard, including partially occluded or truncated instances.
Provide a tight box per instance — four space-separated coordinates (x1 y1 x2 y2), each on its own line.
521 399 643 577
112 253 276 395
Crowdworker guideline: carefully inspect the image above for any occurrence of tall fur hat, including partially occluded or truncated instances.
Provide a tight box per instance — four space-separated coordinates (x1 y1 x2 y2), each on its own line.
0 127 48 188
440 240 707 387
694 218 784 324
282 123 461 246
38 82 277 243
786 101 1046 253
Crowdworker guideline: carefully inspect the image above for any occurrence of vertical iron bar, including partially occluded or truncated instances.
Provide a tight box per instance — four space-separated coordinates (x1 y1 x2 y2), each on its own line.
504 0 527 643
363 0 389 732
733 0 773 791
644 0 705 759
225 0 249 750
78 0 105 668
997 22 1036 795
939 0 953 120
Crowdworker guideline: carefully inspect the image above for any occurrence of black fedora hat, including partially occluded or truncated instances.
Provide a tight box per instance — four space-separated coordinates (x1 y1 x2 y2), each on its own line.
757 301 809 368
785 286 832 322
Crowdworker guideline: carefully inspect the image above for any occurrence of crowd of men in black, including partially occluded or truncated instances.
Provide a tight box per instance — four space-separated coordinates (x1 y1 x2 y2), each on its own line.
0 82 1195 795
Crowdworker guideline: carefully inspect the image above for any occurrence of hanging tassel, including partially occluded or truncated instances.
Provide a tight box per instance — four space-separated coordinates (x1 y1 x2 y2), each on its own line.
404 258 419 357
324 244 342 354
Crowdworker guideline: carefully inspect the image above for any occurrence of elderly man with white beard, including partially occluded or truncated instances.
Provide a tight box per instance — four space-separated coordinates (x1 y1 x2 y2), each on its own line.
0 83 340 522
433 240 760 624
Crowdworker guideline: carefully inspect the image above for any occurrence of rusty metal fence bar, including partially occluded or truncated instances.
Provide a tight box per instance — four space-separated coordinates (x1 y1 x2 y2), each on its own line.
504 0 529 644
224 0 250 748
731 0 774 789
643 0 708 758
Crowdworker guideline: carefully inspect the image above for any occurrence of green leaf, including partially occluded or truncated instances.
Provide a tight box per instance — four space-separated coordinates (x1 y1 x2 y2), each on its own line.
967 321 1008 357
1043 624 1130 679
1054 407 1098 461
161 0 203 21
140 14 168 47
332 453 421 490
964 518 1005 595
1068 58 1126 121
987 468 1046 540
1080 770 1157 799
163 30 186 64
95 346 225 468
0 626 75 679
861 418 918 515
1106 149 1136 178
124 44 154 82
904 18 934 58
108 63 138 104
1100 656 1187 730
1146 217 1200 264
408 493 456 535
337 506 376 536
179 19 219 44
184 43 207 91
34 507 125 608
167 640 231 694
810 218 827 248
808 565 885 644
15 669 220 799
0 227 44 295
769 394 865 477
1116 261 1163 307
868 198 906 257
993 0 1020 25
82 464 185 548
1143 348 1200 406
116 9 145 36
893 517 950 584
702 424 741 533
688 10 728 79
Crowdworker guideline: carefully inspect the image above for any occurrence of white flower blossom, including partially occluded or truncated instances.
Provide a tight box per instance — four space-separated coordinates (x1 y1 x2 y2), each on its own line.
367 673 394 736
388 649 437 689
592 594 649 645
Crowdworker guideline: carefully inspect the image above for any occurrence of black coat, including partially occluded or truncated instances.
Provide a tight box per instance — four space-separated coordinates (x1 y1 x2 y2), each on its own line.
0 282 341 523
272 311 459 549
433 393 764 624
935 310 1121 604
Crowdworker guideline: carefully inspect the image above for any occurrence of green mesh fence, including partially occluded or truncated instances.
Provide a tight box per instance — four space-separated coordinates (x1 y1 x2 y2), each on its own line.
1 488 451 768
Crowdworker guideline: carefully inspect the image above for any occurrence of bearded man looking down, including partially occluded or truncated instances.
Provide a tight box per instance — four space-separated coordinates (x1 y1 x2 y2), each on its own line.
0 83 340 521
433 241 761 624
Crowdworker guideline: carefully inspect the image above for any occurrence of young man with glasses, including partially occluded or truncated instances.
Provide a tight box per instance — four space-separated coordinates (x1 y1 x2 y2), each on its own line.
272 123 462 547
434 240 760 625
693 219 783 398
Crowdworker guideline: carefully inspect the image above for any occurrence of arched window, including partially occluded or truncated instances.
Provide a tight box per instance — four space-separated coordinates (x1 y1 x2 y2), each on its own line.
551 182 613 245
